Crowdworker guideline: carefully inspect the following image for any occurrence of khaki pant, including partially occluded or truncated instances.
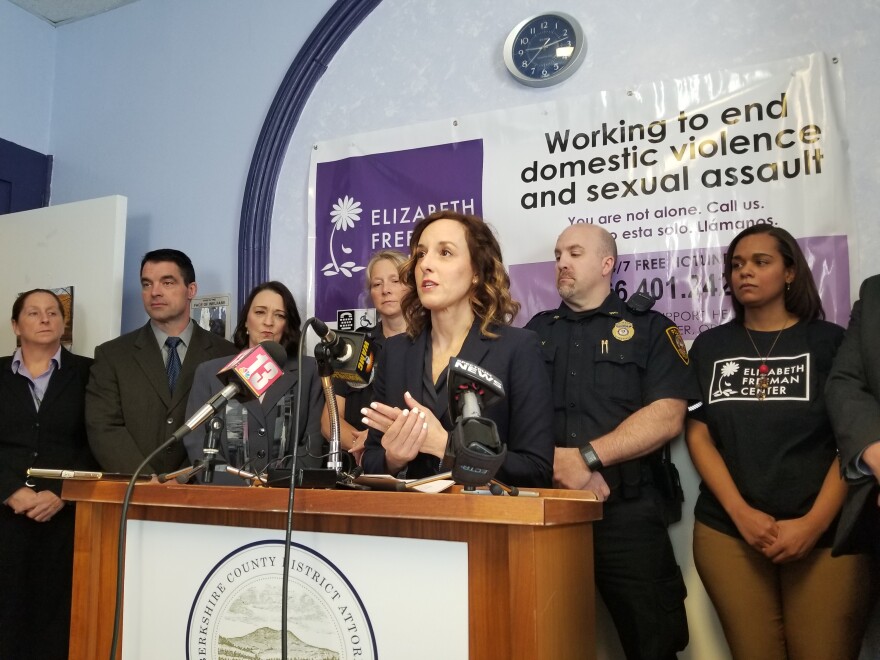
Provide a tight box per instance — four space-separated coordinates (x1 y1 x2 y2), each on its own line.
693 521 872 660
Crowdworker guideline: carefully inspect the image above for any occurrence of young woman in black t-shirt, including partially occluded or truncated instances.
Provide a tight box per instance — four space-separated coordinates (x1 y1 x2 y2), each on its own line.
686 225 872 659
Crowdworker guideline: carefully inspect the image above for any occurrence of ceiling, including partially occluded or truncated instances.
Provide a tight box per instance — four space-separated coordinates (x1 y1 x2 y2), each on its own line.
8 0 140 26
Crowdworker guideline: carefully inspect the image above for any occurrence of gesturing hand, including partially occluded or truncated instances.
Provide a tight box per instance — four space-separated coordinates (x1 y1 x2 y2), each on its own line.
362 392 450 473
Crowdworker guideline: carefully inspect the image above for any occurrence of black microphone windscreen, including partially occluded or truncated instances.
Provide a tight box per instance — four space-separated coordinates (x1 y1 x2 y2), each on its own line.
310 318 331 340
259 340 288 365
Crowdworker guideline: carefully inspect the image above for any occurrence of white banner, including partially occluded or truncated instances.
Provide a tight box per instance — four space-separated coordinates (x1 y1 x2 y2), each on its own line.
310 52 852 338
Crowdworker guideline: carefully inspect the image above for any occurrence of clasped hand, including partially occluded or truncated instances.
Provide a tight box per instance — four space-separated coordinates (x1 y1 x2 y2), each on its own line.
733 505 821 564
361 391 448 473
4 486 64 522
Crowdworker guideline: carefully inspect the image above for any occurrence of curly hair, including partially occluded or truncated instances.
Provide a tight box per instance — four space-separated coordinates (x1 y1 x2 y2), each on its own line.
400 211 520 338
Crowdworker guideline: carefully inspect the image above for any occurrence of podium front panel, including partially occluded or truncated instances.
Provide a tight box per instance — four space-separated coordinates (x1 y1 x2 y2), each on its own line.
64 481 600 660
123 521 468 659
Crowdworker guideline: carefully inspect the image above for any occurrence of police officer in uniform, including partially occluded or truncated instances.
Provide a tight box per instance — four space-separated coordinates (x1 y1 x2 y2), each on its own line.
525 223 698 660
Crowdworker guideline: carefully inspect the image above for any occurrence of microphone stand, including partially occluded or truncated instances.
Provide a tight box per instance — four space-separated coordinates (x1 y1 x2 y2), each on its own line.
156 415 226 485
314 342 343 474
313 341 361 489
280 319 365 659
202 415 224 484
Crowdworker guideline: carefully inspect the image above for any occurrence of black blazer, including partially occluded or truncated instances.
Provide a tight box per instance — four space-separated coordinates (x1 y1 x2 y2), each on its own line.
86 321 237 474
362 322 554 487
0 348 97 500
183 353 326 484
826 275 880 554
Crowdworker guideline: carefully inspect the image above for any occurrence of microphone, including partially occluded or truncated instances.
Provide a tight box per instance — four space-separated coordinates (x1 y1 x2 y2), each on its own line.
222 465 267 486
310 318 375 385
447 358 505 419
443 357 507 488
169 341 286 442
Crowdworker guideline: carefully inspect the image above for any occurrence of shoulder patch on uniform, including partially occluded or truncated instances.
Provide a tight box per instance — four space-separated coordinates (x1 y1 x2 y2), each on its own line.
666 326 689 365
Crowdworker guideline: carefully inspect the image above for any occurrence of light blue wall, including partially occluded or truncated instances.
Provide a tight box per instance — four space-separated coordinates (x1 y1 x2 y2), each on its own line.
47 0 333 329
0 0 56 152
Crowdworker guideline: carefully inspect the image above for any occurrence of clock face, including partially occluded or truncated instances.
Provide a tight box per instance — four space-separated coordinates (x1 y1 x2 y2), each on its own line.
503 12 586 87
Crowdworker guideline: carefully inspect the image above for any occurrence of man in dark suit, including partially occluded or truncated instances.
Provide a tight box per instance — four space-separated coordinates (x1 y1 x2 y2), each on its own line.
826 274 880 658
86 249 236 474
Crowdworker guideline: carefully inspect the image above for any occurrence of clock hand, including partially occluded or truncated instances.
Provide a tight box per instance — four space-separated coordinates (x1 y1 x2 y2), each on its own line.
525 36 571 52
527 38 550 66
543 36 572 49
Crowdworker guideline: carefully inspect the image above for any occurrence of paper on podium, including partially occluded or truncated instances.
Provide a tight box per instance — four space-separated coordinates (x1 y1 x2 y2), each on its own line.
355 474 454 493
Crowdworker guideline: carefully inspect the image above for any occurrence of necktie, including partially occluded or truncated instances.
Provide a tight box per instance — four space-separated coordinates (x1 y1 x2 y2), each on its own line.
165 336 182 393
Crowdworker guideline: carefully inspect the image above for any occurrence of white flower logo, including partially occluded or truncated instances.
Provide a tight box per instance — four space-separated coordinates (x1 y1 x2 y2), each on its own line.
720 361 740 377
322 195 366 278
712 360 740 398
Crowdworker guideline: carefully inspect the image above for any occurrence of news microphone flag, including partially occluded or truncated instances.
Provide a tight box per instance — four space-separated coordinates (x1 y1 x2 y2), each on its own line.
217 341 285 399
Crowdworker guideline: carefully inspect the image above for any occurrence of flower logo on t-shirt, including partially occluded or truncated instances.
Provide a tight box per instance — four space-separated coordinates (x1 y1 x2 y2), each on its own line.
712 360 740 398
720 361 740 378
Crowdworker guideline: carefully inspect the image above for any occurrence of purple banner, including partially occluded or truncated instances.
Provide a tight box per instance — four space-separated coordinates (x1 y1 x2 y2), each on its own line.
510 235 850 339
314 141 484 319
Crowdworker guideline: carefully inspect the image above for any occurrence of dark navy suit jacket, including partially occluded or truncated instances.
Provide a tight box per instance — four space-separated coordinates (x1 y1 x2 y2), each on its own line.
362 321 554 487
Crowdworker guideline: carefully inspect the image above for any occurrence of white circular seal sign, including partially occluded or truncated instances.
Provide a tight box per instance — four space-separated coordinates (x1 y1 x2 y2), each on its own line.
187 540 376 659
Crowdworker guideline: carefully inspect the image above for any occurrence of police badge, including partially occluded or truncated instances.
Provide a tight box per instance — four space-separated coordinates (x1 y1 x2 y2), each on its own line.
612 320 635 341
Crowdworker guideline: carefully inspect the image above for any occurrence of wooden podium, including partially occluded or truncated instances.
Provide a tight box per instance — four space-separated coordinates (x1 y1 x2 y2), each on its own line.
63 480 601 659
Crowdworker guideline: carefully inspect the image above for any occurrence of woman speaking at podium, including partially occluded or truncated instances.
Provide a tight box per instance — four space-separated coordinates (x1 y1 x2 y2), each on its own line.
360 212 554 487
0 289 97 659
184 281 325 484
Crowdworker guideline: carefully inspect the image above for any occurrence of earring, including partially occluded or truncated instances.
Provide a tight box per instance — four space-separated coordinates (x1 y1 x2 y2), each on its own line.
472 276 478 284
786 282 791 292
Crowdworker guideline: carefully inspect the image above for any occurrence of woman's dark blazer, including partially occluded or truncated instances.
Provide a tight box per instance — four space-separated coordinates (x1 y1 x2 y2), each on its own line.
361 321 554 487
826 275 880 554
183 353 326 484
0 348 97 500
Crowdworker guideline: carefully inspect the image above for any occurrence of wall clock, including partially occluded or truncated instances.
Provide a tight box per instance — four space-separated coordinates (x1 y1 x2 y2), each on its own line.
503 12 586 87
